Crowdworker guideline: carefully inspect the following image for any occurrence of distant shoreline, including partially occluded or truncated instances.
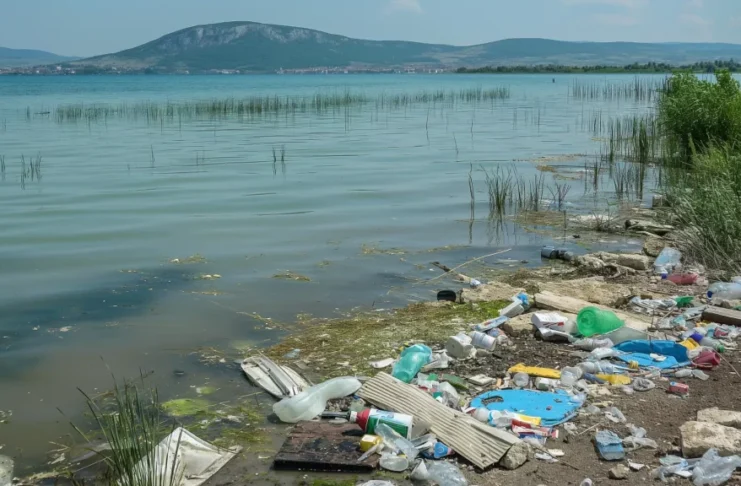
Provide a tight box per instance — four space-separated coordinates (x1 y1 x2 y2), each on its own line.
2 60 740 76
455 61 741 74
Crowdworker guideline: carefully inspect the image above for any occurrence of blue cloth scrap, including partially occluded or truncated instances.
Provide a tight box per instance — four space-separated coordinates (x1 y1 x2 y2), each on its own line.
613 340 690 368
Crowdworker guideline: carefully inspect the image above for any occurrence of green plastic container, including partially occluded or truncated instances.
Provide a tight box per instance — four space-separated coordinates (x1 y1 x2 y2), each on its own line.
577 307 625 337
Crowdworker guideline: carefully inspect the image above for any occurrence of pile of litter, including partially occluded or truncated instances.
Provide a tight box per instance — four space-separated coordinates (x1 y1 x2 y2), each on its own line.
239 246 741 486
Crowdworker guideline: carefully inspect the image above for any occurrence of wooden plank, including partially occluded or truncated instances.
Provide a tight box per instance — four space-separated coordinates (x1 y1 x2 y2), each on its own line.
702 306 741 327
534 291 651 331
358 372 519 469
273 422 378 472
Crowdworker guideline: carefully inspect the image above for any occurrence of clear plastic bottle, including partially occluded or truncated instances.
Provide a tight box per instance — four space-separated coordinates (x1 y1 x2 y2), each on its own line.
653 248 682 275
699 336 725 353
708 282 741 301
392 344 432 383
375 423 419 460
426 461 469 486
577 361 618 374
273 377 362 423
573 338 614 351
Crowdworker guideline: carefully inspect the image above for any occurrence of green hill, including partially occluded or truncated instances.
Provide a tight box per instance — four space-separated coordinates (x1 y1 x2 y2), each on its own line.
72 21 741 73
0 47 77 68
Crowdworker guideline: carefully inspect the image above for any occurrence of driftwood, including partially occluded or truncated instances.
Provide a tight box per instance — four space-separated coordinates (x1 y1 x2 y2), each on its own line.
625 219 674 236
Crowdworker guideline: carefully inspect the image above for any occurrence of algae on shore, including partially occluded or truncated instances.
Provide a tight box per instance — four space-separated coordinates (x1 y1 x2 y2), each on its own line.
265 300 507 378
161 398 211 417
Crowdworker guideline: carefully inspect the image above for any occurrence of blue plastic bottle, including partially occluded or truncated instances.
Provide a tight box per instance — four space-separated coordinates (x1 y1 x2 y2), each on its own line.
392 344 432 383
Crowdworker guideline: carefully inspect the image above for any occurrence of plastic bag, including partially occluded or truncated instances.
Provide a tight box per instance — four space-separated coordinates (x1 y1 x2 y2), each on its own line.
632 377 656 392
692 448 741 486
426 461 469 486
605 407 626 423
623 436 658 451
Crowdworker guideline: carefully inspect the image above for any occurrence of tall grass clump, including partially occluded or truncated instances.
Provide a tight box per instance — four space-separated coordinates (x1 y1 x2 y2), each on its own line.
70 378 182 486
658 70 741 272
659 70 741 164
665 147 741 273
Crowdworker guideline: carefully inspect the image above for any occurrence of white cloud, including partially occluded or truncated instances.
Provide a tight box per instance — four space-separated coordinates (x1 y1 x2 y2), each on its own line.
385 0 423 14
560 0 646 8
592 13 640 26
680 13 712 26
686 0 704 7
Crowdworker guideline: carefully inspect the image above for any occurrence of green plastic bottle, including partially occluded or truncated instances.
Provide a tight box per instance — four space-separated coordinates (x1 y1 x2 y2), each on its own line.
392 344 432 383
576 307 624 337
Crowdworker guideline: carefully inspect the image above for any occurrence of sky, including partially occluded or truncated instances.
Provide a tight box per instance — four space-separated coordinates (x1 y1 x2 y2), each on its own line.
1 0 741 57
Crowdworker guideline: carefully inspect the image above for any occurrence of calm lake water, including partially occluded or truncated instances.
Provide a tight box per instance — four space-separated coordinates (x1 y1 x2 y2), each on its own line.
0 73 668 471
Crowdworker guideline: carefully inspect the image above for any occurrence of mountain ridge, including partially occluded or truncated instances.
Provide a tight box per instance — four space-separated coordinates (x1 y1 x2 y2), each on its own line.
52 21 741 72
0 47 77 68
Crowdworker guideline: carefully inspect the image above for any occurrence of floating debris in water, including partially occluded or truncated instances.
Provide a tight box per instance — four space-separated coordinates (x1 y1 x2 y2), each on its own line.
0 410 12 424
361 244 407 255
272 271 311 282
170 254 206 264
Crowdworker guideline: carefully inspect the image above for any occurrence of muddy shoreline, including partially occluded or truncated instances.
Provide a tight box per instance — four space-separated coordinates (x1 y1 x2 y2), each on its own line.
15 205 740 486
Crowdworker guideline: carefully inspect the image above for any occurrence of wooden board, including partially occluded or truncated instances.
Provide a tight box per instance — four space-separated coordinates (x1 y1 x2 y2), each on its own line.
273 422 378 472
702 306 741 327
534 291 651 331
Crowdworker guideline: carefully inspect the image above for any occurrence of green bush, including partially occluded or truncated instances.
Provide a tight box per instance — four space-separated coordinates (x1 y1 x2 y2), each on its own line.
659 70 741 161
666 146 741 273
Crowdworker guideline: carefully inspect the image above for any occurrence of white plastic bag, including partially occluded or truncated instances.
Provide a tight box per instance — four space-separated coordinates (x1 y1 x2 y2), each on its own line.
692 448 741 486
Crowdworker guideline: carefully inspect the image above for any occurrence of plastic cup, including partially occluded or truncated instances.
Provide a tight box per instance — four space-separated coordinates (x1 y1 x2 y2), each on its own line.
513 372 529 388
559 370 577 388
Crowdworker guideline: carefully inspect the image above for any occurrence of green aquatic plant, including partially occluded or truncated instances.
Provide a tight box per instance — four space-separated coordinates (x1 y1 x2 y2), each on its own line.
70 377 182 486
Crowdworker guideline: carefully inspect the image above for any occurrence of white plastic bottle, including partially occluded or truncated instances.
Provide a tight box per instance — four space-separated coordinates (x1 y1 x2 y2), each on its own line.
273 377 361 423
573 338 614 351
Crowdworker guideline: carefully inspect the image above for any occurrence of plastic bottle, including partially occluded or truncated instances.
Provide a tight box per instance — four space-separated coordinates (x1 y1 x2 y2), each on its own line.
707 282 741 301
470 331 496 350
349 408 414 439
473 408 520 428
535 377 559 391
392 344 432 383
577 361 619 374
653 247 682 275
674 369 693 378
475 316 509 332
699 336 725 353
499 299 525 318
590 347 620 360
573 338 614 351
576 307 624 337
375 423 419 460
273 377 362 423
426 461 469 486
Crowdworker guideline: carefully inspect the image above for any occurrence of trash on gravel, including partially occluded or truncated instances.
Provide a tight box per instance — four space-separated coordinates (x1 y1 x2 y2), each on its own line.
595 430 625 461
